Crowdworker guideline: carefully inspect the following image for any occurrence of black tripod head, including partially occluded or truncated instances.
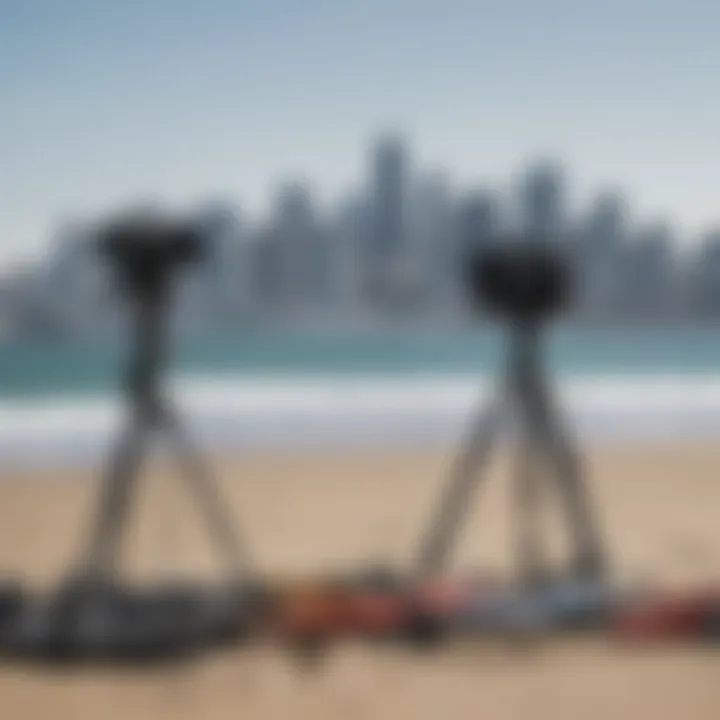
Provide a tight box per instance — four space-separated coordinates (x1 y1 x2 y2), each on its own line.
466 238 572 324
95 210 207 404
97 212 205 306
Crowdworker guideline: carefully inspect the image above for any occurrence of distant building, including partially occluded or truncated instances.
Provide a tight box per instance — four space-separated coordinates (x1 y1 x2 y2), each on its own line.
364 134 410 309
688 230 720 317
247 225 284 317
39 221 110 336
577 190 630 317
190 202 246 328
621 222 676 318
268 180 331 313
406 171 453 305
451 189 500 311
331 195 370 315
370 134 407 260
456 189 499 248
519 160 565 239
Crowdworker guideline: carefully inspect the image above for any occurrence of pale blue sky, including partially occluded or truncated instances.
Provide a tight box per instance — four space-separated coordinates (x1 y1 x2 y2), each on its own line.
2 0 720 267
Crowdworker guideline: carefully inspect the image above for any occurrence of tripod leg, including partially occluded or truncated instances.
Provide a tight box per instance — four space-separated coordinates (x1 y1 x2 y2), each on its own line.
514 410 547 586
415 395 501 576
81 411 149 578
161 405 251 579
528 383 606 578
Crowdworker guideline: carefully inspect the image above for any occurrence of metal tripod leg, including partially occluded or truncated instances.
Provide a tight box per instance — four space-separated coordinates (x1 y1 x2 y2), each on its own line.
161 403 251 579
416 392 503 576
527 378 606 578
82 409 150 578
513 396 547 586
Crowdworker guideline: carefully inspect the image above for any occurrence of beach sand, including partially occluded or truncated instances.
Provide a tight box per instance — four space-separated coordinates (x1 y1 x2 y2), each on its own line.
0 442 719 719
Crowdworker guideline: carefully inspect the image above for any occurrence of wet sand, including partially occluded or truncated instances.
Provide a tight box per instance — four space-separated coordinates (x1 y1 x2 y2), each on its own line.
1 442 719 719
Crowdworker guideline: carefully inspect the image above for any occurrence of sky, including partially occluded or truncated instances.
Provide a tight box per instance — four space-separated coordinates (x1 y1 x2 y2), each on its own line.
3 0 720 268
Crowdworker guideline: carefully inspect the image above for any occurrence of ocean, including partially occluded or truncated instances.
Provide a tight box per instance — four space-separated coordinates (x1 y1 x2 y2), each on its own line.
1 326 720 468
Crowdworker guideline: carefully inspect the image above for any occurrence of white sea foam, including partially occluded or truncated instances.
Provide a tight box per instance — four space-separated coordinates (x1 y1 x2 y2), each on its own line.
2 373 720 470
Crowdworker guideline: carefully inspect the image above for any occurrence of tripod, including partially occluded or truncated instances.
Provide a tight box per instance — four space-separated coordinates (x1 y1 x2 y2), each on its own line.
76 280 250 585
416 320 606 585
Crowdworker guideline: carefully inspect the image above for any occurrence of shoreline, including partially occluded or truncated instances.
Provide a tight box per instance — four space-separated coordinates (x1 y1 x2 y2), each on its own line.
4 373 720 471
3 324 720 402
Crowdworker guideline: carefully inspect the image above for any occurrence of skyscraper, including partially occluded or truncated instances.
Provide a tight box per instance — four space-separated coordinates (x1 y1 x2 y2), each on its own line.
407 170 452 303
270 179 329 311
187 201 245 329
578 190 630 317
333 194 370 315
452 189 500 311
623 222 675 317
456 189 499 248
41 221 106 336
361 134 411 311
248 225 283 315
370 133 407 263
688 230 720 317
519 160 564 239
275 180 314 229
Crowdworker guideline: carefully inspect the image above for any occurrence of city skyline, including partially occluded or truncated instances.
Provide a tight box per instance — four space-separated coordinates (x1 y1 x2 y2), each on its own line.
4 129 720 344
4 1 720 268
2 129 719 274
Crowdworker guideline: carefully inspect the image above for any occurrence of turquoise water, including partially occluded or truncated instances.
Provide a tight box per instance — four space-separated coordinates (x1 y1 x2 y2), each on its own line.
1 326 720 400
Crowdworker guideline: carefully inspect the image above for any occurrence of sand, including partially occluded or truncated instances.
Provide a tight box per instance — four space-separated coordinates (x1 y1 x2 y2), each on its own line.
0 442 719 719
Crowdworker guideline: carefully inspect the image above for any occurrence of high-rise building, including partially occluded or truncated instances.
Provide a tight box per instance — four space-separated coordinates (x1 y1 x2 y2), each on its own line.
577 190 630 316
359 134 412 312
622 222 676 317
332 194 370 315
583 191 628 257
270 180 330 312
247 225 284 316
186 201 245 330
274 180 314 307
456 190 499 247
406 170 452 303
40 221 108 336
449 189 501 313
369 133 408 264
275 180 314 228
519 160 564 238
688 230 720 317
